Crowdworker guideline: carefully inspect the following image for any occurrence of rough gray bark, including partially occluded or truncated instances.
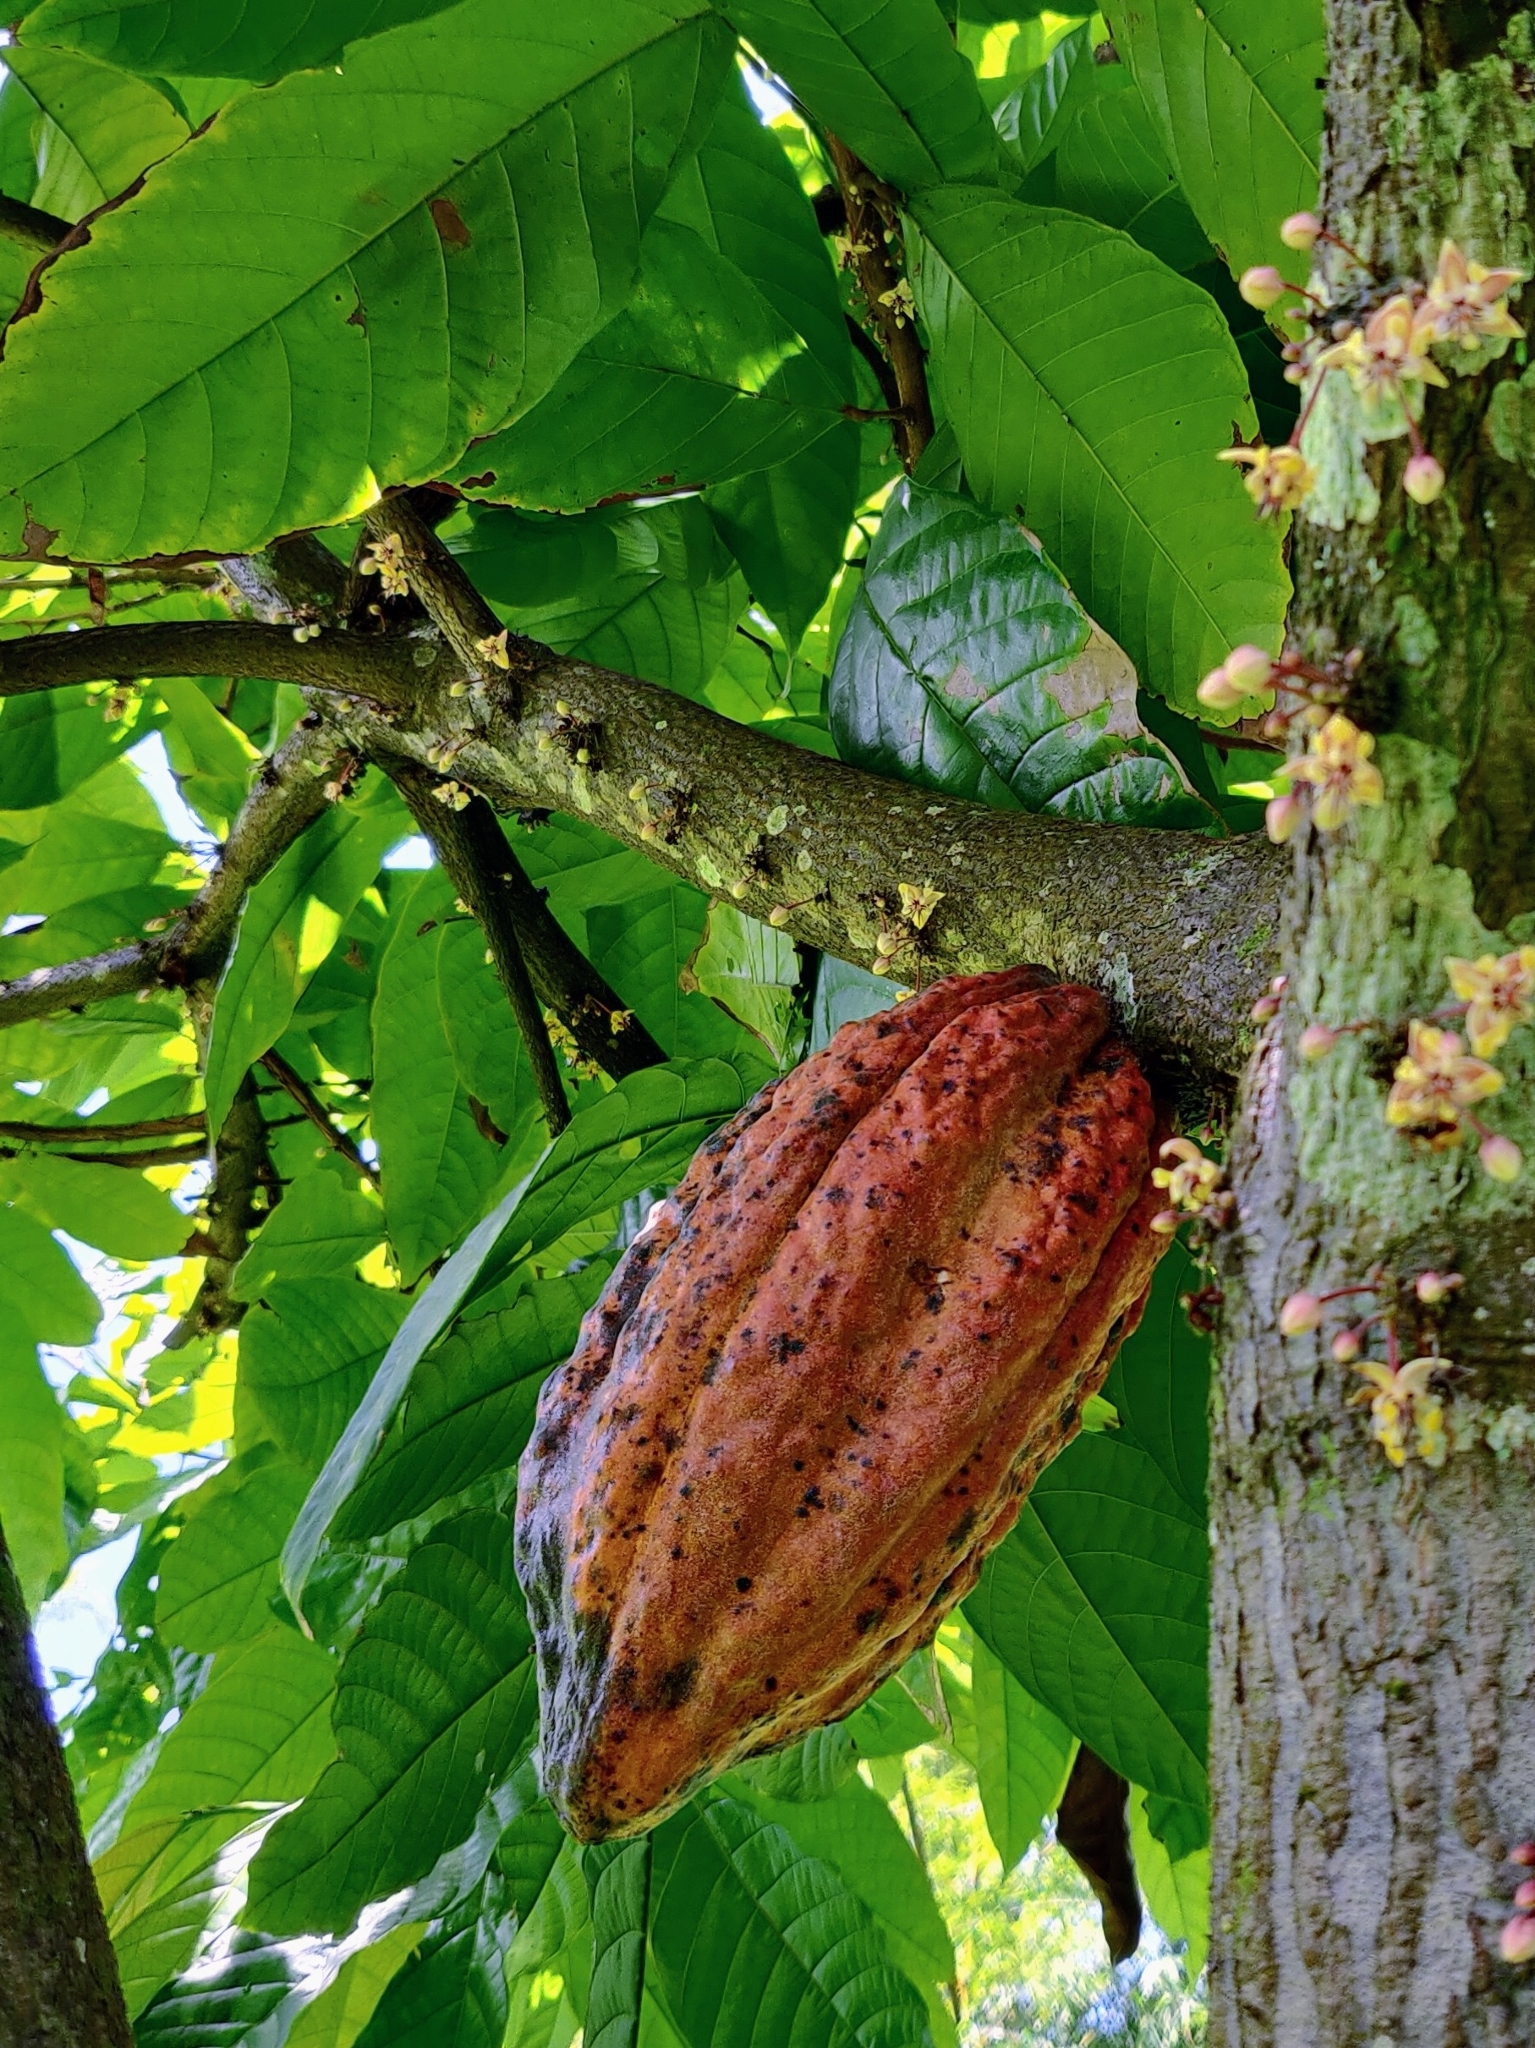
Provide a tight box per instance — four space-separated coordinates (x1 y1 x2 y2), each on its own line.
1209 2 1535 2040
0 1520 131 2048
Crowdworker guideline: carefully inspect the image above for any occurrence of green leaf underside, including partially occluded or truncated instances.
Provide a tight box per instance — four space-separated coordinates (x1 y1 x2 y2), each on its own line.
240 1280 409 1471
909 188 1290 707
0 0 734 559
250 1512 538 1935
830 478 1209 826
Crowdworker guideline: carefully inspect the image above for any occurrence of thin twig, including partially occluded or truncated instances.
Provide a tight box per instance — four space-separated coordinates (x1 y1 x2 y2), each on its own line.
258 1047 377 1185
826 136 934 469
0 619 426 704
16 1142 210 1169
163 1074 276 1347
0 1115 206 1144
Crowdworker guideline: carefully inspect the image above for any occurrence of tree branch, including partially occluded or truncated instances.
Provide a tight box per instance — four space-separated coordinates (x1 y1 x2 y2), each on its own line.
163 1073 274 1347
258 1047 376 1185
826 136 935 470
382 767 572 1133
0 620 423 704
364 493 530 703
0 1115 205 1144
221 530 351 624
0 192 71 258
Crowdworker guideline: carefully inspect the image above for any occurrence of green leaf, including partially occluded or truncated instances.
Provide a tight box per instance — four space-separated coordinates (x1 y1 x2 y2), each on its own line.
1 43 187 220
0 0 733 560
965 1246 1211 1831
283 1922 428 2048
0 1331 66 1607
649 1795 932 2048
231 1163 384 1301
1129 1783 1209 1978
841 1671 940 1759
19 0 468 80
681 901 804 1063
0 758 171 918
354 1873 514 2048
206 789 405 1141
451 219 847 512
585 886 757 1064
1053 80 1212 276
336 1269 604 1539
371 877 511 1284
583 1840 651 2048
992 22 1097 175
496 1769 568 1926
156 1455 312 1652
0 1200 101 1341
969 1635 1075 1872
1116 0 1323 282
249 1512 538 1936
156 676 260 834
908 188 1290 707
0 686 133 809
744 1779 956 1997
706 431 860 649
240 1280 410 1471
132 1920 318 2046
0 1148 187 1259
96 1812 267 2022
829 478 1209 826
435 914 542 1148
715 0 1001 192
729 1725 860 1805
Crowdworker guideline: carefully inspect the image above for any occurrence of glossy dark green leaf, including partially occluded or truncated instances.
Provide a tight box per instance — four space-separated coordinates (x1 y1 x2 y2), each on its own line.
0 1 733 559
19 0 467 80
649 1795 931 2048
583 1839 651 2048
132 1921 316 2047
1116 0 1323 281
966 1245 1211 1834
156 1455 312 1652
98 1814 272 2026
909 188 1290 707
830 479 1208 826
496 1766 568 1926
336 1269 606 1539
240 1280 410 1471
250 1512 538 1936
716 0 1001 192
450 220 847 513
706 430 860 648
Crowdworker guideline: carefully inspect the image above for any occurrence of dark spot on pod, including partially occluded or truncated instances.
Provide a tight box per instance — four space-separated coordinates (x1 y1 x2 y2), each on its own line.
823 1184 849 1204
764 1675 778 1690
855 1608 881 1634
670 1545 683 1559
736 1576 752 1592
654 1658 699 1709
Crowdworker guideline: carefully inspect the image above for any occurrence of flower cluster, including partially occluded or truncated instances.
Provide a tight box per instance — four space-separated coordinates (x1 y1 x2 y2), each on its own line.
1384 947 1532 1178
360 531 410 599
1278 1272 1456 1469
1223 226 1526 520
1445 947 1535 1057
870 882 944 979
1503 1843 1535 1965
1150 1137 1234 1236
1195 645 1387 844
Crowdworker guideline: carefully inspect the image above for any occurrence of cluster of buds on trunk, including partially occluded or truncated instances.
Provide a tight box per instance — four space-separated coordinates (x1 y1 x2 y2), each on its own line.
1278 1273 1460 1468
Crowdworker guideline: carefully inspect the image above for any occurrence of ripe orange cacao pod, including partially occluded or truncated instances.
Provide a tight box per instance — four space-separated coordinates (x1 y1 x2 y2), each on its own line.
516 967 1168 1839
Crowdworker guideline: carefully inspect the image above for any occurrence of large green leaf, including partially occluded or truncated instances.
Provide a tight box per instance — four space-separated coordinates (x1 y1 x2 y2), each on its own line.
1053 78 1211 276
371 875 510 1285
585 885 754 1063
0 685 134 809
1116 0 1324 281
908 189 1289 707
353 1873 513 2048
231 1164 384 1301
283 1922 428 2048
249 1512 538 1936
0 1147 187 1259
706 431 859 650
0 1198 101 1340
830 478 1208 826
450 219 847 512
1 43 187 220
19 0 466 80
0 757 171 919
205 790 405 1141
97 1812 266 2022
969 1635 1075 1873
240 1280 410 1470
648 1796 931 2048
495 561 746 705
336 1269 604 1539
0 0 733 559
965 1246 1211 1834
715 0 1001 192
155 1454 311 1652
435 915 541 1146
992 22 1098 176
0 1331 67 1608
583 1839 651 2048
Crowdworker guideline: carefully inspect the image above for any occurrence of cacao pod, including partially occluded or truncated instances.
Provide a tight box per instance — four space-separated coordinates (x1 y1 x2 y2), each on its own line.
516 967 1167 1840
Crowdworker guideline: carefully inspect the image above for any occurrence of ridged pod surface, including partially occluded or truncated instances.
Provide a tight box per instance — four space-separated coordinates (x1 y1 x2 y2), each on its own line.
516 968 1167 1839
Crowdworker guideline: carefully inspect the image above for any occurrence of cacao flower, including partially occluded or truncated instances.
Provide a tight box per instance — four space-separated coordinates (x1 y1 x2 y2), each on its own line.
516 969 1168 1839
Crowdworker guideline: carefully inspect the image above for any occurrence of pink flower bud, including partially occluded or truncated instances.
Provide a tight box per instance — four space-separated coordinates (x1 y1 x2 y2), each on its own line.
1480 1132 1523 1183
1239 265 1288 310
1501 1913 1535 1964
1224 644 1276 693
1404 452 1446 504
1250 993 1283 1023
1280 212 1322 252
1280 1291 1324 1336
1266 792 1303 844
1517 1880 1535 1910
1197 663 1244 711
1510 1842 1535 1867
1414 1270 1464 1305
1299 1022 1339 1060
1150 1209 1184 1236
1331 1328 1363 1363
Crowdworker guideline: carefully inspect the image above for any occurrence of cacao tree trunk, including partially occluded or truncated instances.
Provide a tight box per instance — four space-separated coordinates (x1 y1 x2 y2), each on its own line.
1210 2 1535 2040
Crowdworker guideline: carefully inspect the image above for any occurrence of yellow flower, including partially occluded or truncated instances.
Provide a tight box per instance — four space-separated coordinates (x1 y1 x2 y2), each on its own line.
1444 946 1535 1056
1314 294 1448 422
1151 1137 1223 1215
897 881 944 930
1217 441 1316 515
475 628 511 670
360 532 410 599
1385 1019 1502 1142
1351 1356 1446 1469
1286 714 1384 831
1417 241 1526 352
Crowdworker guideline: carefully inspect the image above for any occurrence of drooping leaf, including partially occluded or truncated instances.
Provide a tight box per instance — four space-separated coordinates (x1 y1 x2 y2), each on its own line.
240 1280 410 1471
706 431 860 650
282 1921 427 2048
0 0 734 559
231 1164 384 1301
96 1811 268 2022
249 1512 538 1936
1 43 187 220
715 0 1002 192
0 1331 67 1608
0 1147 188 1259
434 915 542 1148
582 1839 651 2048
494 556 746 704
965 1245 1211 1834
353 1872 514 2048
1129 1783 1209 1978
335 1269 605 1539
19 0 468 81
681 901 804 1063
1116 0 1324 282
992 22 1097 175
585 885 759 1064
155 1454 312 1652
830 478 1209 826
204 788 404 1141
0 685 134 809
0 757 172 919
648 1795 932 2048
908 189 1290 707
969 1634 1075 1873
729 1724 860 1806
